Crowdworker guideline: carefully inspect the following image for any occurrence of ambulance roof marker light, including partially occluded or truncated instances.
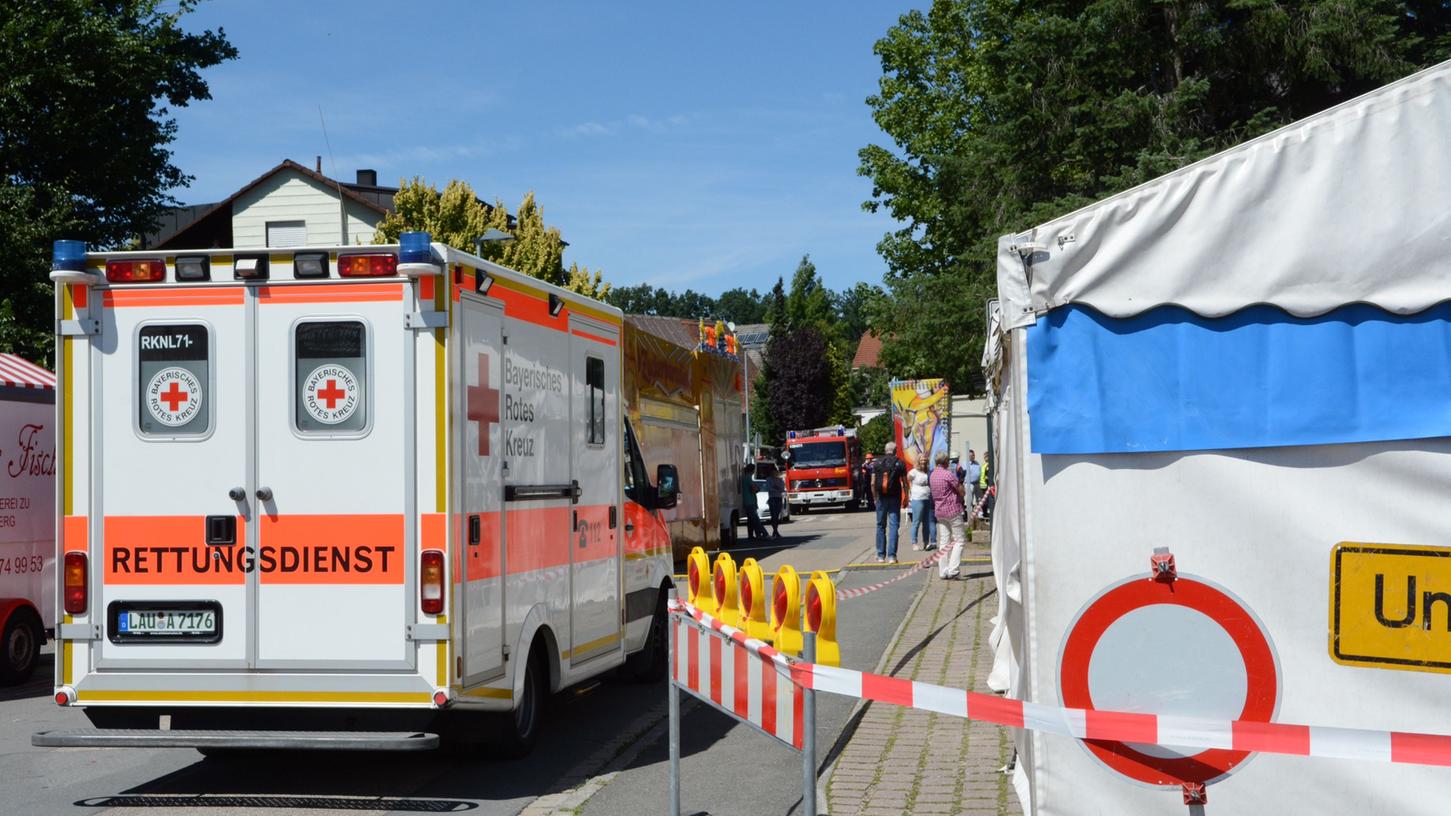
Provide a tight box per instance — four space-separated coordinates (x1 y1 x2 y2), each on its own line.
398 231 441 278
175 255 211 282
50 239 101 286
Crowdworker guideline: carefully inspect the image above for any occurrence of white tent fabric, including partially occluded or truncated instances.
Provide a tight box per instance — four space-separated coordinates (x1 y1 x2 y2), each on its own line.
989 61 1451 815
997 59 1451 330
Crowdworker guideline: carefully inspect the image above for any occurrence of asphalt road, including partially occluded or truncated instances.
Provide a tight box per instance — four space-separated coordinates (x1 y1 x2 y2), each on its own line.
0 507 918 816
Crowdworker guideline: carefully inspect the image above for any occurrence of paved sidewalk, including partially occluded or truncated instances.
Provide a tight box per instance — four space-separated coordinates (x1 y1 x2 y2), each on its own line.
826 531 1022 816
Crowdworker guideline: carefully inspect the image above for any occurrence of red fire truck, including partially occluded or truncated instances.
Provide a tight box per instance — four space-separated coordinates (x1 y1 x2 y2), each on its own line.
783 426 864 514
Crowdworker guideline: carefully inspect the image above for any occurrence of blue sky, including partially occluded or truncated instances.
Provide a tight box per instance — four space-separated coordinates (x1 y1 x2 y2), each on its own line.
166 1 918 297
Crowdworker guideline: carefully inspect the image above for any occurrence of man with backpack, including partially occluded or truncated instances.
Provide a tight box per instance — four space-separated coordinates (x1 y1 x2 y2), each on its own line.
871 442 909 563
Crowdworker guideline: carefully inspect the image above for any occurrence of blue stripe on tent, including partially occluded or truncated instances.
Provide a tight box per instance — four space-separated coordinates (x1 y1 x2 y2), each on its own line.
1026 303 1451 454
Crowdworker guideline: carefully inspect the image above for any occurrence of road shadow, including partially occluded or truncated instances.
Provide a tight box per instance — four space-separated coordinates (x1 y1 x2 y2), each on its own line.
69 674 736 812
708 532 826 563
0 652 54 703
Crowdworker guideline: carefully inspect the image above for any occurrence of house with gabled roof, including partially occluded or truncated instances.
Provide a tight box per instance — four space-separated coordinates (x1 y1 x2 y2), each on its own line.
145 159 404 250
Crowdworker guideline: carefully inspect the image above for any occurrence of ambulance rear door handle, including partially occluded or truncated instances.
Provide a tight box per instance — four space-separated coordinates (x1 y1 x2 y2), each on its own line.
228 487 246 502
205 515 236 546
255 487 273 502
468 515 481 545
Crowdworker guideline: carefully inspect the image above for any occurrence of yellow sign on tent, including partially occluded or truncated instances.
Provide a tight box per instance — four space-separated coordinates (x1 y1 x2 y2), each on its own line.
1330 542 1451 675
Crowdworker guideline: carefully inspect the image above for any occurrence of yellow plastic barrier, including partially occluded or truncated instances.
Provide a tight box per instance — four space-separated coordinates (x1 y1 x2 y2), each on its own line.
771 564 803 656
737 557 773 642
804 570 840 666
685 546 716 616
712 553 741 628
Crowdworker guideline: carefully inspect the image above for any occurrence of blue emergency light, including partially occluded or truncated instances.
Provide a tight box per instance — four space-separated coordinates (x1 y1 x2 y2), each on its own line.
52 240 87 272
399 232 433 264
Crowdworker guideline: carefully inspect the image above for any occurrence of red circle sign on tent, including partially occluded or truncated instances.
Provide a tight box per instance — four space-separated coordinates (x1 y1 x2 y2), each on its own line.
1058 572 1279 788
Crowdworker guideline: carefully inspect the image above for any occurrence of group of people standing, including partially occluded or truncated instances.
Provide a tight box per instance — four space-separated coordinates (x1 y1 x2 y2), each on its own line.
739 444 991 569
870 442 986 580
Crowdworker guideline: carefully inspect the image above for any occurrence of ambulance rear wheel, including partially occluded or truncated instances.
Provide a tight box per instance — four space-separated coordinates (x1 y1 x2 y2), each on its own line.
0 608 41 685
492 645 546 758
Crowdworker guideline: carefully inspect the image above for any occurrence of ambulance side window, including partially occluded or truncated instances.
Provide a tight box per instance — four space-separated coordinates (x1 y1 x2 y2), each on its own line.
623 418 649 505
294 321 368 434
138 324 211 437
585 356 606 446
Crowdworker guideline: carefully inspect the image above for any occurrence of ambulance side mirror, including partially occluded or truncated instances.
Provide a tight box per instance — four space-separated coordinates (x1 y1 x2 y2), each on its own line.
655 464 679 509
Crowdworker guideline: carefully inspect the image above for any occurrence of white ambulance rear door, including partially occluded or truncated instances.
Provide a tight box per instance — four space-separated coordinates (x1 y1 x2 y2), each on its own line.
251 279 413 668
568 316 621 664
457 292 505 684
95 285 249 668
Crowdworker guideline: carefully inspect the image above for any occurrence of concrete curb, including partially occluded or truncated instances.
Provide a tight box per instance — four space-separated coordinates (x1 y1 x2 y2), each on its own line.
814 563 935 815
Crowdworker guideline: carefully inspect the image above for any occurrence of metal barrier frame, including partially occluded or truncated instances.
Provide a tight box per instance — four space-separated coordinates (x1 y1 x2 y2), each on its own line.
667 588 818 815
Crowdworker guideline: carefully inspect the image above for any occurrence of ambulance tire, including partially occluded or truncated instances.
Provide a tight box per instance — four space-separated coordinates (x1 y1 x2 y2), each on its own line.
0 608 42 685
624 589 668 683
491 643 546 759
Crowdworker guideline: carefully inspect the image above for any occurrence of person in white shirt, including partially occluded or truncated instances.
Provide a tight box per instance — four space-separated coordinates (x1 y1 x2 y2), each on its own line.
907 456 936 551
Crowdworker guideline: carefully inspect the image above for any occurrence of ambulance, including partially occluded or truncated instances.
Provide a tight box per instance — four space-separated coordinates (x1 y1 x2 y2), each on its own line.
34 233 679 755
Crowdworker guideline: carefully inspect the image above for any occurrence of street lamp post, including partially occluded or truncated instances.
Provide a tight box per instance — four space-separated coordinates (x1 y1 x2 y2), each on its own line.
728 321 751 462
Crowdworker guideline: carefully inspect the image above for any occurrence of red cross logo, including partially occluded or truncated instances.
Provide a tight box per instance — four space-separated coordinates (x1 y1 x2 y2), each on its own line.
466 353 501 456
159 381 189 412
317 379 347 409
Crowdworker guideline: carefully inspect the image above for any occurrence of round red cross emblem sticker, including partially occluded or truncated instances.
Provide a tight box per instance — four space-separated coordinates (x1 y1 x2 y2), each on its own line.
1058 572 1280 788
145 367 203 427
302 364 360 424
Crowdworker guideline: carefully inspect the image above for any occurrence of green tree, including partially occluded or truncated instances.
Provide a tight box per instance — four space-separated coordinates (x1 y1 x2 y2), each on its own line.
605 283 668 315
784 255 834 331
495 192 566 287
714 287 768 325
376 183 608 297
847 365 892 411
565 262 609 299
755 261 860 437
0 0 236 362
750 278 789 445
858 411 893 459
860 0 1451 394
604 284 718 318
374 178 498 252
834 282 884 348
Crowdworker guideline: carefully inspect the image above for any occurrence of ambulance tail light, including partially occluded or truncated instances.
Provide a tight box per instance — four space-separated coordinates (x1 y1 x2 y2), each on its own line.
420 549 445 615
105 259 165 283
63 552 88 614
338 253 398 278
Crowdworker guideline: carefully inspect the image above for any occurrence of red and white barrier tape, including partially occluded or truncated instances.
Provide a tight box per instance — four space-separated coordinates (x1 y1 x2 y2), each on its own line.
836 487 995 601
669 600 1451 769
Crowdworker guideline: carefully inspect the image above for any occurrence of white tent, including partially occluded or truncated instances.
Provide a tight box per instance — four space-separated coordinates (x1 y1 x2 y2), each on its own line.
991 60 1451 814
